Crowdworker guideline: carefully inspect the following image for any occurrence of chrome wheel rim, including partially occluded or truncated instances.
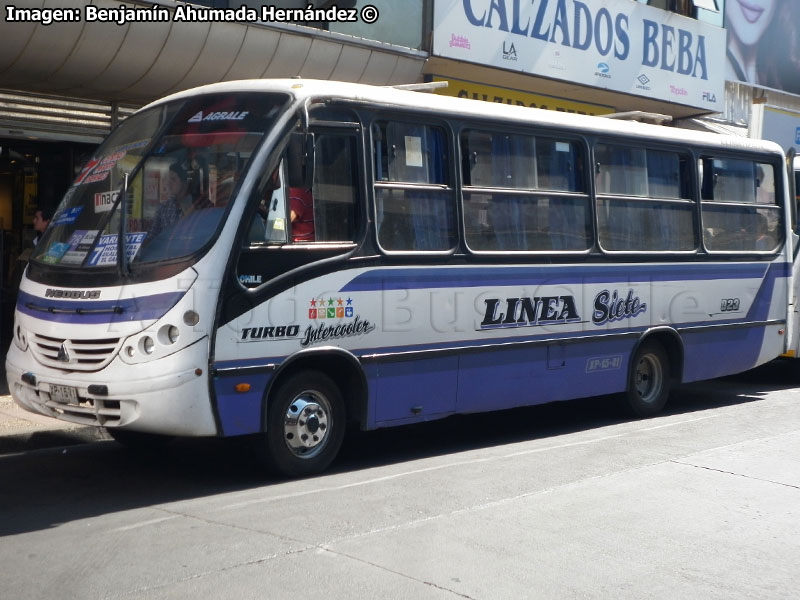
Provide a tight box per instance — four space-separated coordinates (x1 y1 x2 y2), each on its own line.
283 391 331 459
635 353 663 404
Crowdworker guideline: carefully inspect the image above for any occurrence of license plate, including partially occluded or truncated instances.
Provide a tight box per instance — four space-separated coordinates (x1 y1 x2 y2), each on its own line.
50 384 79 405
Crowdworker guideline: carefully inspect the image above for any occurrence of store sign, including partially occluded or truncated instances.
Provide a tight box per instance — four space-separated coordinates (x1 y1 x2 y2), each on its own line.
762 106 800 153
432 0 725 112
430 76 613 115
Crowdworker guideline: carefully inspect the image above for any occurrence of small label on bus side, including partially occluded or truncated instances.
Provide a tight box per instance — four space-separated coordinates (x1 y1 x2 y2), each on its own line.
586 355 623 373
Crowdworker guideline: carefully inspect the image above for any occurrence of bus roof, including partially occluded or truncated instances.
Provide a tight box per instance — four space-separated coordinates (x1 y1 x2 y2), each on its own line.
143 79 785 157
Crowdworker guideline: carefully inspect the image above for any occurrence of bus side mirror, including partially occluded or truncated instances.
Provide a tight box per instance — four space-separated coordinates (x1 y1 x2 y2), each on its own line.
288 132 315 188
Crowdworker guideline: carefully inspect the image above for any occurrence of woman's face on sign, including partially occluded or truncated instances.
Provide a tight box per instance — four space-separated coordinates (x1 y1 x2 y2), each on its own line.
726 0 777 46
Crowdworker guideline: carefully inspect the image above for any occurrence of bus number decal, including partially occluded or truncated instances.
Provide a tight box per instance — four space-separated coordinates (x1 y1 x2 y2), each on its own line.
720 298 740 312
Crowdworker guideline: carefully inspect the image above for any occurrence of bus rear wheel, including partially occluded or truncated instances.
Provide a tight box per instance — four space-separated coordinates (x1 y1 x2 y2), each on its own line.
624 340 671 417
259 371 345 478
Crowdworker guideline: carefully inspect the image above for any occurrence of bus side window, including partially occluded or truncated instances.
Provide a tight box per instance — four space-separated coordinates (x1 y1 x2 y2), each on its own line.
373 121 455 252
597 144 694 252
461 131 591 253
700 157 782 252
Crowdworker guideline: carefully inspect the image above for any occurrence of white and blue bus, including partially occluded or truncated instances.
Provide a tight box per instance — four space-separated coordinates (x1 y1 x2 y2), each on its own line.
5 80 794 476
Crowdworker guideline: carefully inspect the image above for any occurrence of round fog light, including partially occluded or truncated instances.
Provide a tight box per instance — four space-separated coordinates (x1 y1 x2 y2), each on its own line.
141 336 155 355
168 325 180 344
183 310 200 326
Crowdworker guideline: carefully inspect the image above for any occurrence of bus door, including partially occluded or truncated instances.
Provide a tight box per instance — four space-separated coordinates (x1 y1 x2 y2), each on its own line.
218 111 364 368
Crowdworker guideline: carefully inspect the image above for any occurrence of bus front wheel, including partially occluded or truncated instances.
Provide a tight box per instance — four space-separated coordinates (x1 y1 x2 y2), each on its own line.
259 371 346 478
624 340 671 417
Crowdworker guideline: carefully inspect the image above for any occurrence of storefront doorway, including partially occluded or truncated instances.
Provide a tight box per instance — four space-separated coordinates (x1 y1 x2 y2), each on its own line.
0 139 95 360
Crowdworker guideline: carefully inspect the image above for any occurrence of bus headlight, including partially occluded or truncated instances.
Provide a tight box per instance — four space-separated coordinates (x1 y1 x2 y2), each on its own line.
140 336 155 355
157 324 180 345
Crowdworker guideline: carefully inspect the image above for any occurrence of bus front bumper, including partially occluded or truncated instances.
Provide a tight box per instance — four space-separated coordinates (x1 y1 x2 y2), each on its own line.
5 341 218 437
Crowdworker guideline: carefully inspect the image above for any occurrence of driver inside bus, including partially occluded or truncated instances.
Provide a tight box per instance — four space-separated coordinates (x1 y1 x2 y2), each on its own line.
152 162 190 236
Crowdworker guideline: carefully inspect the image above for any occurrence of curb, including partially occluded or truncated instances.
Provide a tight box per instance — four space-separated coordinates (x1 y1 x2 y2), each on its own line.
0 388 111 454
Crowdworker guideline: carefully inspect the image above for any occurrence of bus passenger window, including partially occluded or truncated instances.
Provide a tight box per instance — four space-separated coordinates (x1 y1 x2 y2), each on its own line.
595 144 695 252
373 121 455 252
700 157 782 252
461 129 590 253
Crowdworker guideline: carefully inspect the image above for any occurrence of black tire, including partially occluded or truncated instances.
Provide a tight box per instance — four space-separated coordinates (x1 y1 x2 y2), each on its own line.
257 371 346 478
106 428 173 450
624 340 671 417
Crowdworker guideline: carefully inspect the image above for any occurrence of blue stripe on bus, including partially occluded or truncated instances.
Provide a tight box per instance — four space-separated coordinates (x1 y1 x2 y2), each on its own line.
15 290 185 324
214 261 787 372
214 320 774 434
340 262 787 292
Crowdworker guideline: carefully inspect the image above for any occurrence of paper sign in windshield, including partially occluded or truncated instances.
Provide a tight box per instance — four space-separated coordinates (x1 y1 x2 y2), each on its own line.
86 232 146 266
94 191 119 213
60 229 99 265
41 242 71 264
52 206 83 226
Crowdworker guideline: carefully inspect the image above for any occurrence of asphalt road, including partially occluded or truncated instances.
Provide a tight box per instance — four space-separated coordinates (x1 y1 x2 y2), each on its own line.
1 362 799 599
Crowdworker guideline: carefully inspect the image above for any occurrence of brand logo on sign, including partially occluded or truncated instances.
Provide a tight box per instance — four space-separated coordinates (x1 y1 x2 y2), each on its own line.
502 41 518 61
449 33 471 49
592 289 647 326
188 111 249 123
548 50 567 71
94 191 118 213
480 296 580 330
636 74 651 90
595 62 611 78
702 91 717 103
670 85 688 96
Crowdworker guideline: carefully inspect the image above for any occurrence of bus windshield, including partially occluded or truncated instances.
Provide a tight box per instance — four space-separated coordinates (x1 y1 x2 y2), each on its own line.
32 92 288 270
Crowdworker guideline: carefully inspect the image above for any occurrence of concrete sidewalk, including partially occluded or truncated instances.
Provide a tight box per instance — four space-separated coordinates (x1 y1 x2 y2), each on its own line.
0 377 108 454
